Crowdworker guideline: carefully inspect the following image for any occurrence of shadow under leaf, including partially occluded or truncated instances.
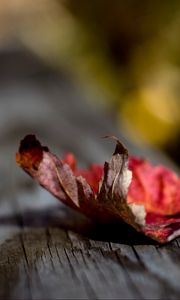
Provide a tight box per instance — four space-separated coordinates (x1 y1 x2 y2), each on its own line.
0 204 158 245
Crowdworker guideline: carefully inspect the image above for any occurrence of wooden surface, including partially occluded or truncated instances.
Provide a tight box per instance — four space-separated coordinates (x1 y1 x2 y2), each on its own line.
0 49 180 300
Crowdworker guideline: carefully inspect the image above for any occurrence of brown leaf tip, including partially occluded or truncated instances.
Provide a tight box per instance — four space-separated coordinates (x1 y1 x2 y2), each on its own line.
16 134 48 171
102 135 128 156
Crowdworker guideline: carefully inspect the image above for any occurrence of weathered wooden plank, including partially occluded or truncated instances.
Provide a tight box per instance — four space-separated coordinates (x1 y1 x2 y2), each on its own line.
132 244 180 299
0 231 32 299
0 49 180 300
67 231 139 299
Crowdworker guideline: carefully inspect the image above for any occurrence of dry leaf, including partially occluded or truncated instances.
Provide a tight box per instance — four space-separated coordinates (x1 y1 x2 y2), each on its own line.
16 135 180 243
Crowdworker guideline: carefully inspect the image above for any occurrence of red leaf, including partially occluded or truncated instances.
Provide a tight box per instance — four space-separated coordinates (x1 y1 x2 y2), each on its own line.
16 135 180 243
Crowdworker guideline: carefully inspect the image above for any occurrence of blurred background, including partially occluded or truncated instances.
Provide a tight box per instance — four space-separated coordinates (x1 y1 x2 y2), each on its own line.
0 0 180 167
